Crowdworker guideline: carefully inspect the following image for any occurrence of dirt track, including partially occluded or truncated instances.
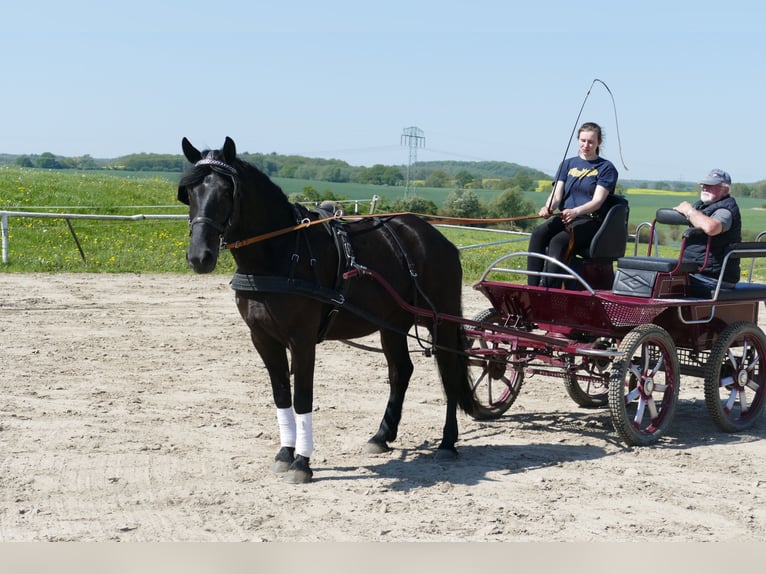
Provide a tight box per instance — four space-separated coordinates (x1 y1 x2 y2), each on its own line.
2 273 766 542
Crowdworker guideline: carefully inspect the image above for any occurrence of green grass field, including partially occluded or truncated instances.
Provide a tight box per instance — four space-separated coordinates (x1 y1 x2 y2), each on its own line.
2 166 766 281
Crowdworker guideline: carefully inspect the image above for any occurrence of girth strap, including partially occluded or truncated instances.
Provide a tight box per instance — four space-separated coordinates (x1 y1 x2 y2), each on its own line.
230 273 347 305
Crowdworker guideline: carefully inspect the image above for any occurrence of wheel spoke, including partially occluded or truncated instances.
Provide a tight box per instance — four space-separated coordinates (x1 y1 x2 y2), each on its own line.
646 396 659 420
648 351 665 377
746 378 760 393
633 397 647 425
724 389 738 412
626 387 641 403
471 369 489 393
742 339 751 368
738 389 750 412
719 375 735 389
641 352 650 374
726 349 739 370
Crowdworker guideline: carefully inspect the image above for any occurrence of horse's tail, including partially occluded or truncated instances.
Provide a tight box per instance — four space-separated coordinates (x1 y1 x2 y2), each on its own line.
436 321 476 417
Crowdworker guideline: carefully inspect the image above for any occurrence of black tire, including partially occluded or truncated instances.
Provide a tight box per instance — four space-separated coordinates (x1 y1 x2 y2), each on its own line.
564 374 609 408
563 338 613 408
703 321 766 432
608 324 680 446
465 308 524 420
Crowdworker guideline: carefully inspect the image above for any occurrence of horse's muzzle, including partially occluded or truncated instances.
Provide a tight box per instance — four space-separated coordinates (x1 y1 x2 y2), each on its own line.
186 238 220 274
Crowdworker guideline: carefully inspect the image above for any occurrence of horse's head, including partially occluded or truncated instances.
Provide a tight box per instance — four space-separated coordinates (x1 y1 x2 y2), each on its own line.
178 137 239 273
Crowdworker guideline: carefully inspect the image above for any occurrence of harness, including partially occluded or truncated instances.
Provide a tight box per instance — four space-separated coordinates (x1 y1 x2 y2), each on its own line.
231 205 357 343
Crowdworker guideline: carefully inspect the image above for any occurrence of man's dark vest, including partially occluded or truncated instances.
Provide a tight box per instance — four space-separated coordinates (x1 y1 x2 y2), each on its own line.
684 194 741 283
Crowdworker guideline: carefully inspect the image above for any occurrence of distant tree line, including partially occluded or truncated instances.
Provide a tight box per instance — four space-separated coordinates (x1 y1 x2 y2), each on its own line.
5 151 766 198
1 151 550 191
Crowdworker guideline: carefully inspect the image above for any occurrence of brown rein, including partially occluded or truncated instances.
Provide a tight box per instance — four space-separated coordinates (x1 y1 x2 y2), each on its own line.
222 211 544 251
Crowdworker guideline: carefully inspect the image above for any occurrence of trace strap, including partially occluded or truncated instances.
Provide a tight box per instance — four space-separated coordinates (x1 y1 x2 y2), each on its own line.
223 211 542 251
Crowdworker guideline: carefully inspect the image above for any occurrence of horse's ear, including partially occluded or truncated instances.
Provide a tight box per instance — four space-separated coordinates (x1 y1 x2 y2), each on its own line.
182 137 202 164
222 137 236 163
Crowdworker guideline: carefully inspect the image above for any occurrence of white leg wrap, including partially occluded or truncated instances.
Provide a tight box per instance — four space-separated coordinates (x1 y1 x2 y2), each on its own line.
276 407 296 448
295 412 314 459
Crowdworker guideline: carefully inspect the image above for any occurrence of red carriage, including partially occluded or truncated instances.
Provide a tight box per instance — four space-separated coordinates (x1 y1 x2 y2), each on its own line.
463 206 766 446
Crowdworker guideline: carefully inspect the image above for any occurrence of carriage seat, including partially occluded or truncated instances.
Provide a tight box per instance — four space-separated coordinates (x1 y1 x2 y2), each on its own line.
685 241 766 301
571 194 629 263
612 256 699 298
565 194 629 290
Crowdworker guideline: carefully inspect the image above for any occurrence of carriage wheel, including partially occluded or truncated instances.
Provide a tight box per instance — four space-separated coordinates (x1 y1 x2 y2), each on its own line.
466 308 524 420
703 321 766 433
563 338 613 408
608 324 680 446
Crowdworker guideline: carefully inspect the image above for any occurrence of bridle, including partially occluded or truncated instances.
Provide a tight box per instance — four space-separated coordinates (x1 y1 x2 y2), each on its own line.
187 155 240 244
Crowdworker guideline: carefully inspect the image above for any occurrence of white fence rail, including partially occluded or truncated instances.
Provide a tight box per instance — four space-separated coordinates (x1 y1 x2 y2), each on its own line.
0 198 381 264
1 202 528 264
0 210 187 263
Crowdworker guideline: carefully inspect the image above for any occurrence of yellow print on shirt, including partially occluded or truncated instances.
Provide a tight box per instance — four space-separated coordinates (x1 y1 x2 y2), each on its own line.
568 167 598 179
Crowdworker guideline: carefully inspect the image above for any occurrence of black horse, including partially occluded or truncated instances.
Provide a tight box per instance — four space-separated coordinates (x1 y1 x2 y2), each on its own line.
178 137 475 483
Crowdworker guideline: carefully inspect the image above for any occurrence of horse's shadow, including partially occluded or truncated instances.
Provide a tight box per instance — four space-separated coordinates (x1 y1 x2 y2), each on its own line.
312 398 765 489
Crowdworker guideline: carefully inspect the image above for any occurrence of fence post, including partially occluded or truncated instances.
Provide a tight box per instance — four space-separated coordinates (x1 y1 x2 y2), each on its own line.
1 214 8 264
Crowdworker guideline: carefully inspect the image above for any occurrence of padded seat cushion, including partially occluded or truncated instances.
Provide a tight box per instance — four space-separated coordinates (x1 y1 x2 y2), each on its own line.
617 256 698 273
693 281 766 301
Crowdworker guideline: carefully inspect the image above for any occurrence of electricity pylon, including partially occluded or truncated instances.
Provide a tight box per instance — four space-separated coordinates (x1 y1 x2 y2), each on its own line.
401 127 425 197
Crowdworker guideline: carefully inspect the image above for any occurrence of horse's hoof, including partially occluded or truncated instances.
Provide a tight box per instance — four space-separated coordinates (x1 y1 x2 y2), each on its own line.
283 454 313 484
364 439 391 454
272 446 295 474
433 447 458 462
284 469 313 484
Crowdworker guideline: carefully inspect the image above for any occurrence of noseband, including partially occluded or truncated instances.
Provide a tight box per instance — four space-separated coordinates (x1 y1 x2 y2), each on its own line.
188 156 239 242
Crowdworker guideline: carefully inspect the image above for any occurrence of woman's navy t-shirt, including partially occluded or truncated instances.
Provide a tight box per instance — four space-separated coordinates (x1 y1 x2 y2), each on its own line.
557 156 618 217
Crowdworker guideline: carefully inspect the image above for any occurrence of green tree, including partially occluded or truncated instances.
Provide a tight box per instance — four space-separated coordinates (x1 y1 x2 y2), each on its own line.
424 169 449 188
486 187 536 230
390 195 438 215
15 155 33 168
512 171 533 191
288 185 322 203
358 164 404 186
732 182 752 198
454 170 474 188
62 154 99 170
441 188 484 218
318 165 350 183
35 152 63 169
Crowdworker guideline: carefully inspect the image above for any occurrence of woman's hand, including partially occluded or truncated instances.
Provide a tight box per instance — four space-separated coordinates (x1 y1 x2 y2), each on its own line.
560 207 579 224
539 205 554 219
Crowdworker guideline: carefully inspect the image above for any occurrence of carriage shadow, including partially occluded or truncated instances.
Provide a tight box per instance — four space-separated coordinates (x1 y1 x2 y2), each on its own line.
311 397 765 489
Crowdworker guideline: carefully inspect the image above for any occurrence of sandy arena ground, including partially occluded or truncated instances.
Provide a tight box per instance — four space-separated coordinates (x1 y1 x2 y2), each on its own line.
2 272 766 542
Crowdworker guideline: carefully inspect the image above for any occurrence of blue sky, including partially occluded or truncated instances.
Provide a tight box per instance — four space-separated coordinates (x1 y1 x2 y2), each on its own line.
2 1 764 183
